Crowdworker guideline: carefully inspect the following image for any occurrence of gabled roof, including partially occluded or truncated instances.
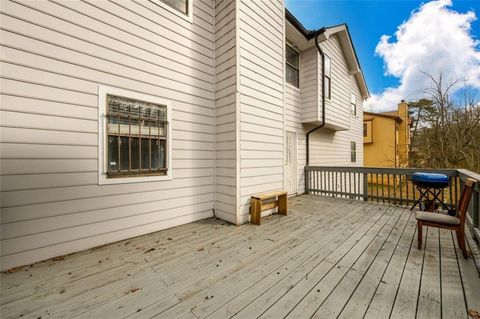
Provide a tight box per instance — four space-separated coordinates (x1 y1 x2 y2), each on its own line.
285 9 370 100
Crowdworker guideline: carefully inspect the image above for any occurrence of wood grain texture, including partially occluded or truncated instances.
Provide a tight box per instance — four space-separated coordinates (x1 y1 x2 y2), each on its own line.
2 195 478 319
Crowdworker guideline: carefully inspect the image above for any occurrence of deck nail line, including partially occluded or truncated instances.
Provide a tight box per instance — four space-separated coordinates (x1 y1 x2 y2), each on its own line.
217 203 384 319
276 205 394 318
386 210 417 319
335 207 413 319
251 204 389 319
308 205 406 319
414 225 429 319
450 231 469 319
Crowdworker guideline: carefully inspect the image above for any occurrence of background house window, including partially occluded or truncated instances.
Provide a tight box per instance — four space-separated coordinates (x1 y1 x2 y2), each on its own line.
106 94 168 178
363 120 373 143
324 54 331 99
351 141 356 163
351 93 356 116
286 44 299 87
157 0 188 14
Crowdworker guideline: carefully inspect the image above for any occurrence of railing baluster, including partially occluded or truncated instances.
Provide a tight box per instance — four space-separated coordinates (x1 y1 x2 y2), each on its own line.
393 174 396 205
399 174 403 206
381 174 385 203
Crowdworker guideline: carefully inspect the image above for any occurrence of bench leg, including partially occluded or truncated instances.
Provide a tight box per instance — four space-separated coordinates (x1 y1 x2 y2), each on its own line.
251 198 262 225
278 194 288 215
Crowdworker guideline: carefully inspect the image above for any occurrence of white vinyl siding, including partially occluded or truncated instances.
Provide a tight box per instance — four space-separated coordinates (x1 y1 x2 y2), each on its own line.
322 35 352 131
214 0 237 224
0 0 216 270
285 39 364 194
237 0 285 223
0 0 366 269
300 47 320 123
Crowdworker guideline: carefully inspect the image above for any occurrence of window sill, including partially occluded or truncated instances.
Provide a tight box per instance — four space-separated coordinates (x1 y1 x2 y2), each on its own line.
286 82 300 91
151 0 193 23
98 172 172 185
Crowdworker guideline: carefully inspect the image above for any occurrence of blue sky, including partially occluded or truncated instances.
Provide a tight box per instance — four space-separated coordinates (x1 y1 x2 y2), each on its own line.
286 0 480 109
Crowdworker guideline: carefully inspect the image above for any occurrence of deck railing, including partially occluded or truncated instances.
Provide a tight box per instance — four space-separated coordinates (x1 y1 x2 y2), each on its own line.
305 166 480 242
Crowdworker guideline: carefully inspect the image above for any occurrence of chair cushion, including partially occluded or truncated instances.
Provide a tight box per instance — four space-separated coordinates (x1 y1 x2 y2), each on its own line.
415 211 460 225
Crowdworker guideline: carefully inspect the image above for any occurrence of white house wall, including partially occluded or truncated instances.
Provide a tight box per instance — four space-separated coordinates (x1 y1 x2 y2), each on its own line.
0 0 217 270
299 46 320 123
237 0 285 224
322 34 352 131
285 35 364 195
214 0 238 224
0 0 366 269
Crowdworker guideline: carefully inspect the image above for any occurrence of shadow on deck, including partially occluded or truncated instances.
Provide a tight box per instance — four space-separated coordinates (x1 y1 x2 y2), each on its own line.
1 195 480 319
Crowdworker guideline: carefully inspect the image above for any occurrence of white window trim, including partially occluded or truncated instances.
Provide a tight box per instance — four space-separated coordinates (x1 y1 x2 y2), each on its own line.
151 0 193 23
285 43 300 89
324 54 332 100
97 85 173 185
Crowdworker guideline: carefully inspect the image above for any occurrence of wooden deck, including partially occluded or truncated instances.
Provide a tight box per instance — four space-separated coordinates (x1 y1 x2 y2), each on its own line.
2 195 480 319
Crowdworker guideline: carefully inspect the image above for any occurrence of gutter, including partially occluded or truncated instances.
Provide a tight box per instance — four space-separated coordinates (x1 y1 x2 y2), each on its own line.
306 29 326 166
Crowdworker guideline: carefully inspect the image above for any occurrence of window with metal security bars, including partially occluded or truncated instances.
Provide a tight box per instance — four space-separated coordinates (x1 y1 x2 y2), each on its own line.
157 0 188 14
286 44 300 88
105 94 168 178
351 141 357 163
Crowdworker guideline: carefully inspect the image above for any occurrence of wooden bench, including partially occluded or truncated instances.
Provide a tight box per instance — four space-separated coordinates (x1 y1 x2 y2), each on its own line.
250 191 288 225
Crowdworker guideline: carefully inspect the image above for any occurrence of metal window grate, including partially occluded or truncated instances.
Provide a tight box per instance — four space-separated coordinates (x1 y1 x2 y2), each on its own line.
105 94 168 178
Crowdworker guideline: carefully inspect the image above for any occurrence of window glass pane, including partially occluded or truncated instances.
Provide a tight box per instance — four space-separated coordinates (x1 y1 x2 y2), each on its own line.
351 141 356 162
152 139 160 170
286 45 299 68
131 138 140 170
141 138 150 170
286 65 299 87
108 136 118 171
106 94 168 177
160 140 166 168
159 0 188 14
351 103 356 115
324 77 331 99
324 55 331 77
363 123 368 137
120 137 129 171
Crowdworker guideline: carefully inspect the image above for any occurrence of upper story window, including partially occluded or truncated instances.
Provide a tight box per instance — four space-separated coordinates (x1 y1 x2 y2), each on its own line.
351 93 357 116
286 44 300 88
98 86 172 185
363 120 373 143
324 54 332 99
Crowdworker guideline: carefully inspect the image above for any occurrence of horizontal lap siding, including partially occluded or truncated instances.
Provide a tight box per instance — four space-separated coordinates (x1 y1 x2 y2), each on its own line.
286 35 364 194
0 0 216 270
238 0 285 223
214 0 237 224
300 47 320 123
309 35 363 166
323 35 351 130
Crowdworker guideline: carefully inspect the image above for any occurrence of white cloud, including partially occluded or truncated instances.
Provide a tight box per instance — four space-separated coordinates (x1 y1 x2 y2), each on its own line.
365 0 480 112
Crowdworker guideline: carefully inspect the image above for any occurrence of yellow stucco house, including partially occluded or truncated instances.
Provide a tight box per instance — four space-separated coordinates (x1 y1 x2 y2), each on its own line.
363 101 411 167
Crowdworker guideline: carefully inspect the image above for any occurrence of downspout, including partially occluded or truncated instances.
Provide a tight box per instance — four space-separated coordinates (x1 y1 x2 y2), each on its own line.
306 29 327 166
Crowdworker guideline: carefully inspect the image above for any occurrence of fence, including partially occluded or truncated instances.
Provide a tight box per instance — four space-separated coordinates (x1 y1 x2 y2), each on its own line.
304 166 480 241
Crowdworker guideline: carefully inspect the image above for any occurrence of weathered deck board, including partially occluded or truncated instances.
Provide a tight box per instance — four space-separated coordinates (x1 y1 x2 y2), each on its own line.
1 195 479 319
